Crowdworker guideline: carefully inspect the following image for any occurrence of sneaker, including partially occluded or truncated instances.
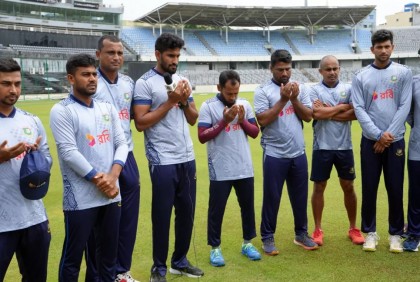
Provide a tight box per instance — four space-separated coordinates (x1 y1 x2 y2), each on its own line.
312 228 324 246
348 228 365 245
294 233 319 250
150 272 166 282
389 235 403 253
241 243 261 261
362 232 379 252
169 263 204 278
210 247 225 267
115 272 139 282
403 237 420 252
262 237 279 256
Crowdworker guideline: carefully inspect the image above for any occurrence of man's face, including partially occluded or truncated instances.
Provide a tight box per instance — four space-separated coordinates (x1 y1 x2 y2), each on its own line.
218 80 240 107
271 61 292 85
96 39 124 73
67 66 97 97
156 48 181 74
319 58 340 86
371 40 394 65
0 71 21 108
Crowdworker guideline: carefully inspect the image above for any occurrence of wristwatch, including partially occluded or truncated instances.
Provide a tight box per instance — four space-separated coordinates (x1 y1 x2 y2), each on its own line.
178 100 189 109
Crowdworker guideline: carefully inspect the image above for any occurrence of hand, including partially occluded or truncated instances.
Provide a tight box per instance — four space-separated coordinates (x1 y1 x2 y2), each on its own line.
338 103 351 111
0 140 27 163
167 81 184 104
237 104 245 123
313 100 324 108
223 105 239 123
180 80 191 104
26 136 42 151
92 172 119 199
373 141 386 154
280 83 291 102
289 82 299 101
378 132 394 147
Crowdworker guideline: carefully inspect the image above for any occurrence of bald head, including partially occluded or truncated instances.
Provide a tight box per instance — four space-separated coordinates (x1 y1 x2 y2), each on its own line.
319 55 339 69
318 55 340 87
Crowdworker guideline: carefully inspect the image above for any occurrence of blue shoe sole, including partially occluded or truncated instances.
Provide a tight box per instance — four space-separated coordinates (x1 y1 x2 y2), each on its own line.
210 261 225 267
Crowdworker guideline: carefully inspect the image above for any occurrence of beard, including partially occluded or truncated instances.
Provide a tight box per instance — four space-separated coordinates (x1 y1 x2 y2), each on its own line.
73 84 96 97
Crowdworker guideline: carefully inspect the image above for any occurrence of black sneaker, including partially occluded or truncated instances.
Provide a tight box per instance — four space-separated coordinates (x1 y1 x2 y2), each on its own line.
169 263 204 278
150 272 167 282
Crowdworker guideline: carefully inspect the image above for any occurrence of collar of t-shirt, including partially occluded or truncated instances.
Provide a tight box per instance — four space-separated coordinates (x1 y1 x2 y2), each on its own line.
0 107 16 118
98 68 118 85
70 94 94 108
322 80 339 89
371 61 392 70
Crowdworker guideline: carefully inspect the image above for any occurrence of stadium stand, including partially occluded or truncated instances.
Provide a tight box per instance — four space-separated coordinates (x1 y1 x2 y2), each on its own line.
284 29 355 55
10 45 96 56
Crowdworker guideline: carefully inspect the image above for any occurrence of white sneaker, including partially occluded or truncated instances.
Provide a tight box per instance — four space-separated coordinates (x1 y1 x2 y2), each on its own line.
115 271 139 282
389 235 403 253
362 232 379 252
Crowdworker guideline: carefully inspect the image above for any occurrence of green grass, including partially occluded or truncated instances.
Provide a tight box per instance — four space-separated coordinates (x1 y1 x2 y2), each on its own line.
5 92 420 281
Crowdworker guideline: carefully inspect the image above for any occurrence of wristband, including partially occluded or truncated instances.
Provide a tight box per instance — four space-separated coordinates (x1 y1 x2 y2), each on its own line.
178 100 189 109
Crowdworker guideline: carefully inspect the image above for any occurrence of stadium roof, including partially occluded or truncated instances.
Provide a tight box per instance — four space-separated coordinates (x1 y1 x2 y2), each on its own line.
134 3 376 28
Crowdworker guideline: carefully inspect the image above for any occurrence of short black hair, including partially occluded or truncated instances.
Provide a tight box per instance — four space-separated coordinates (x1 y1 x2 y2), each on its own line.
371 29 393 46
219 70 241 87
155 33 184 53
271 49 292 66
97 34 121 50
0 58 21 73
66 54 96 75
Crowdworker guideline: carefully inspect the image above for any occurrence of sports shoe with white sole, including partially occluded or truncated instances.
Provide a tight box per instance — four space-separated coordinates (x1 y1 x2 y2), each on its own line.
389 235 403 253
169 263 204 278
362 232 379 252
115 271 139 282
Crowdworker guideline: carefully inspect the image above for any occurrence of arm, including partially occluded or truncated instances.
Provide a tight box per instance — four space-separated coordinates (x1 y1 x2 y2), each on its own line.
179 81 198 126
240 119 259 139
237 103 259 138
198 119 227 143
255 99 288 127
50 105 98 180
0 141 26 163
92 106 128 199
386 69 413 136
197 104 238 143
352 74 382 140
312 102 356 121
291 83 312 122
312 101 349 119
182 99 199 126
332 108 357 121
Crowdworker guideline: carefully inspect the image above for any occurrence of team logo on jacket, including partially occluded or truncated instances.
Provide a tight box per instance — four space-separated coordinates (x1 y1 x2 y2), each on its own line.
396 149 403 157
22 127 33 136
340 91 347 98
124 92 131 101
102 114 110 122
390 75 398 83
372 91 378 100
86 134 96 147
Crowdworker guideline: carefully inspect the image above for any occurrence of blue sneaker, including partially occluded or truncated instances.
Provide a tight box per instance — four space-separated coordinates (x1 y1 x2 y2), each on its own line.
403 237 420 252
241 243 261 261
210 247 225 266
294 233 319 250
262 237 279 256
